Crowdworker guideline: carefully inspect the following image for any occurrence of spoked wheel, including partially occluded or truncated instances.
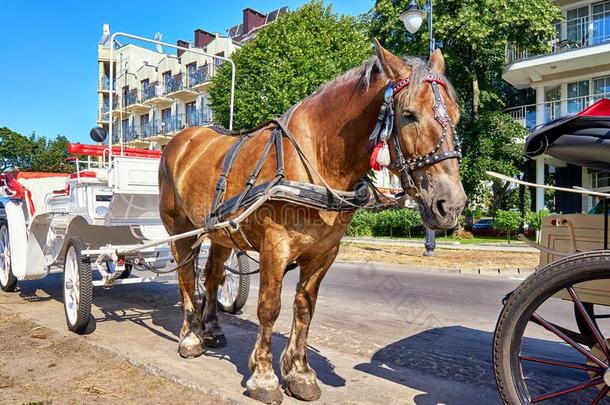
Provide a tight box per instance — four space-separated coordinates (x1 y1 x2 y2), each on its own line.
198 250 251 314
0 222 17 292
63 238 93 334
494 251 610 404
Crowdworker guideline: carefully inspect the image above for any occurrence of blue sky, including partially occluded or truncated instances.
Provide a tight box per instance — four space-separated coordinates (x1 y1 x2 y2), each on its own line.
0 1 374 143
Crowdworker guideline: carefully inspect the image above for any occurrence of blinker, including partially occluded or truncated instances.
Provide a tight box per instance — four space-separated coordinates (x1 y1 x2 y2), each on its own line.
384 84 394 103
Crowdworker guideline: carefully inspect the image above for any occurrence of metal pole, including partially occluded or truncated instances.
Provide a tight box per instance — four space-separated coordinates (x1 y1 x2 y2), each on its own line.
604 198 608 250
428 0 434 54
424 0 436 257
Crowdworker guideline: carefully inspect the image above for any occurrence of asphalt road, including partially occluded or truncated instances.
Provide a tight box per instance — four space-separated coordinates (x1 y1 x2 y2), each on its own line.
0 262 589 404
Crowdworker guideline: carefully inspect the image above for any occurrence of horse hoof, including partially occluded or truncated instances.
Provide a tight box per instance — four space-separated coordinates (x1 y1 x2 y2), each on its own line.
178 333 204 358
248 386 283 404
203 333 226 348
285 380 321 401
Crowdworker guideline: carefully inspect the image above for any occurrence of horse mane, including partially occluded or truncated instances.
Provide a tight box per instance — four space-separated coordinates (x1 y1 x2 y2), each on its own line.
308 54 457 103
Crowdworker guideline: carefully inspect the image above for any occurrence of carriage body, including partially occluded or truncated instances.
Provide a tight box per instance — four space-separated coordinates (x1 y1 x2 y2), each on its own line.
0 148 171 283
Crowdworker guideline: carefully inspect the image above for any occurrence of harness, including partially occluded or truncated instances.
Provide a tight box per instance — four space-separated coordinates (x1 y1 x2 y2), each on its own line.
181 72 461 274
368 73 462 196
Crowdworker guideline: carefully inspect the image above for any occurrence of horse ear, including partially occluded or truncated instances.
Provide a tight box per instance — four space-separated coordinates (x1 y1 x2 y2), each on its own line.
373 38 410 81
429 48 445 73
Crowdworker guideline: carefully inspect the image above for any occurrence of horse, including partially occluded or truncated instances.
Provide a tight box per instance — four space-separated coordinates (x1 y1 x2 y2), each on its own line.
159 40 466 404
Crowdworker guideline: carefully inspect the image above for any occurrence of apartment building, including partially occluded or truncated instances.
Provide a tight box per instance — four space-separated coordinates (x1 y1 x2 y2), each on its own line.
96 7 286 149
504 0 610 213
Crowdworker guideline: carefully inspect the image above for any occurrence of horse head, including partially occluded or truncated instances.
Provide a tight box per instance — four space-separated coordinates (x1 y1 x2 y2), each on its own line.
374 40 467 230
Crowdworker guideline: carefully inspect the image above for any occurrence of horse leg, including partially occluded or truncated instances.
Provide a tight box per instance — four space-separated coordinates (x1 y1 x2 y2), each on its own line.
172 237 205 359
281 244 339 401
201 242 232 348
247 227 290 404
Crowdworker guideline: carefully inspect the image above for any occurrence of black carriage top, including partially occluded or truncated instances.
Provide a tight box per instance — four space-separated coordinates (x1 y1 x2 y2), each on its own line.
525 98 610 171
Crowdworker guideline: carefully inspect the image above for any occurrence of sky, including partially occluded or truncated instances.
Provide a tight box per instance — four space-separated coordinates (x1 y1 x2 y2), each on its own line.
0 0 374 143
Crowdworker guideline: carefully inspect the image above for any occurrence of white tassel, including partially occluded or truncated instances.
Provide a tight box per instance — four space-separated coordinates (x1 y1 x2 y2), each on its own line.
377 143 391 167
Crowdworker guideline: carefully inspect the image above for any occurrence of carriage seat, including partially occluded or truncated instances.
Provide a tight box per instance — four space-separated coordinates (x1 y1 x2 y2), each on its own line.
69 169 109 183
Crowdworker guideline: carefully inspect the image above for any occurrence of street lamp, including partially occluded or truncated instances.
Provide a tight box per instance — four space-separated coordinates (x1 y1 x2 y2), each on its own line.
399 0 435 56
399 0 425 34
399 0 437 256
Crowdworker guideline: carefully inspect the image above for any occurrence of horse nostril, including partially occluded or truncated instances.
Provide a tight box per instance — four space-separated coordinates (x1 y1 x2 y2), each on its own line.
436 199 447 218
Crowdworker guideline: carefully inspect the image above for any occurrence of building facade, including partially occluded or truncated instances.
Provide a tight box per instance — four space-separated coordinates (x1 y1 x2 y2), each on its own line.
96 8 286 149
504 0 610 213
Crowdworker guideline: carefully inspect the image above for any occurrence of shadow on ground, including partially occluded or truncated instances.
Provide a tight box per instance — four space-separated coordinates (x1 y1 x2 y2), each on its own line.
355 325 596 405
16 274 345 391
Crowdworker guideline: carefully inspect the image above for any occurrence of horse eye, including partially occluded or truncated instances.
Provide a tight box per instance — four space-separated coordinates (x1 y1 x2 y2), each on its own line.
402 111 417 124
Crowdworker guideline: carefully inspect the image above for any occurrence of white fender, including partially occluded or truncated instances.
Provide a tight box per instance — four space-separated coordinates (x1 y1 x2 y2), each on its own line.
0 199 28 280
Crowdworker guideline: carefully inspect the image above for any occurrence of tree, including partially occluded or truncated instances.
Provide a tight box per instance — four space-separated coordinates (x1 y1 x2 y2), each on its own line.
366 0 560 117
495 209 522 242
366 0 561 208
0 127 71 173
210 1 372 129
525 208 551 232
0 127 34 172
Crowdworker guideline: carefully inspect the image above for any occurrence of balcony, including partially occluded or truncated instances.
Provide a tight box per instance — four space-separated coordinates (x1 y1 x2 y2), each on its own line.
505 92 610 130
188 65 213 91
124 89 150 114
504 11 610 88
146 82 173 108
139 114 185 144
186 108 213 127
99 77 116 93
165 74 197 102
111 125 140 144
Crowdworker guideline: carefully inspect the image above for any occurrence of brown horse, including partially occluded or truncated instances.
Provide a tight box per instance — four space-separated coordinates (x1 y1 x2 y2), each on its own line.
159 41 466 404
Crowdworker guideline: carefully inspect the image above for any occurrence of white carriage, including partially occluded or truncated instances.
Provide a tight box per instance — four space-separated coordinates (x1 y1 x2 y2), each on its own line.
0 31 248 334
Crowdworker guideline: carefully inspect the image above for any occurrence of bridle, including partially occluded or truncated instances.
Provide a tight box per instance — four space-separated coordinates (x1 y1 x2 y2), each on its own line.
369 73 462 196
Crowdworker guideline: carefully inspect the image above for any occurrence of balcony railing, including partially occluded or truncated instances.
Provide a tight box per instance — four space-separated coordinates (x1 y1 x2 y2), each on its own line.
188 65 211 88
504 92 610 129
141 121 157 138
506 10 610 64
159 114 184 135
186 108 213 126
164 74 184 94
112 125 140 143
141 85 155 101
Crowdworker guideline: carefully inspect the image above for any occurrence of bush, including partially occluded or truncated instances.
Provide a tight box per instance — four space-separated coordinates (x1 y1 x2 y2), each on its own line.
346 209 422 237
495 209 522 241
525 209 551 231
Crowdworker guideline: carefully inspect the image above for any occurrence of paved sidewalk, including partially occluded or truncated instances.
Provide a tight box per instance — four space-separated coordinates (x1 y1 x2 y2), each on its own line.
343 237 538 253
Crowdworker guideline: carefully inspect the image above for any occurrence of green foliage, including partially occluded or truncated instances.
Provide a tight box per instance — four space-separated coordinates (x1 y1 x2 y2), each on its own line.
0 127 71 173
525 209 551 231
494 209 522 240
347 209 422 237
210 1 372 129
459 111 528 207
452 229 474 240
366 0 560 209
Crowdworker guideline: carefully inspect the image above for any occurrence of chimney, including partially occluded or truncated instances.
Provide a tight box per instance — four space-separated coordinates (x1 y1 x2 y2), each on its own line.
176 39 189 57
194 29 215 48
242 8 266 34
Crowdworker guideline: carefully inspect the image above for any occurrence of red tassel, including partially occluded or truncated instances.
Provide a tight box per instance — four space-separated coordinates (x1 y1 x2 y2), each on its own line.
370 142 383 171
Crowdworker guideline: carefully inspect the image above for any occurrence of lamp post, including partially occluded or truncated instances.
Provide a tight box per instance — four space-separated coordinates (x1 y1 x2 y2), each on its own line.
399 0 437 256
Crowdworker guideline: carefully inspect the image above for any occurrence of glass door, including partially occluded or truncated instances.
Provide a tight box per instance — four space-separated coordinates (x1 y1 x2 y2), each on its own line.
567 80 590 113
566 6 589 45
593 1 610 45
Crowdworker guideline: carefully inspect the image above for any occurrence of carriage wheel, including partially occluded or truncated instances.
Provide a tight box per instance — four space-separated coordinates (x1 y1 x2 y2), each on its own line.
198 250 250 314
217 251 250 314
0 223 17 292
62 238 93 334
494 251 610 404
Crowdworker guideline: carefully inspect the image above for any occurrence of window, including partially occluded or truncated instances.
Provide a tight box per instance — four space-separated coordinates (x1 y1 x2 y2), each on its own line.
544 86 561 122
567 80 590 113
122 86 129 106
186 102 196 125
593 75 610 101
141 79 150 99
214 52 224 70
566 6 589 45
593 1 610 45
161 108 171 121
590 169 610 189
187 63 196 77
162 71 171 89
